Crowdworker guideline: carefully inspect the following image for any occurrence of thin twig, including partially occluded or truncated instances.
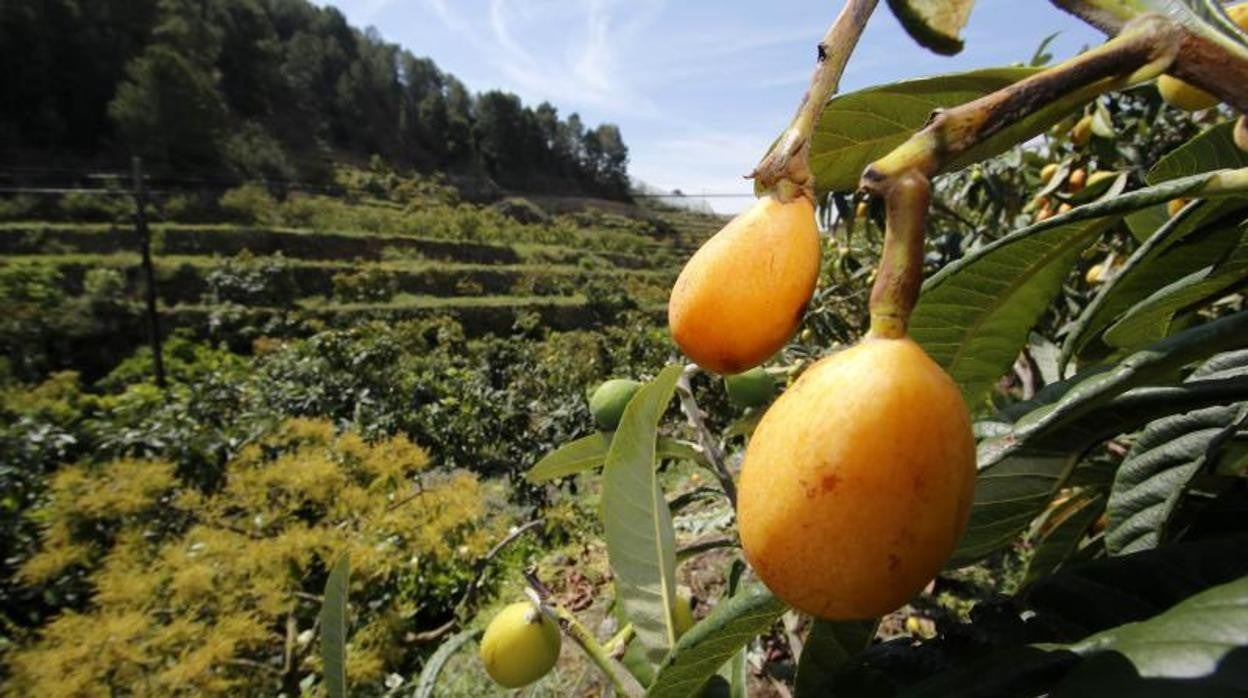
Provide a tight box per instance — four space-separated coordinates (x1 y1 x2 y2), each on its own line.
455 519 544 615
751 0 880 192
524 567 645 698
675 365 738 507
408 519 544 644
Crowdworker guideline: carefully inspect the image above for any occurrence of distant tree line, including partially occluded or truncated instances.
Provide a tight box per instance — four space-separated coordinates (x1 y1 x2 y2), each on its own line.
0 0 631 198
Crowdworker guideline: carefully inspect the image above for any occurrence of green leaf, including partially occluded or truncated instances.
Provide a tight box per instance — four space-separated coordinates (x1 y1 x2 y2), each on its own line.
1061 200 1248 366
1104 223 1248 351
527 432 612 482
794 620 879 697
1124 203 1170 243
1023 494 1105 587
952 312 1248 565
1055 171 1127 206
812 67 1090 193
1105 404 1248 555
1064 575 1248 681
647 586 786 698
528 434 705 482
915 170 1246 409
885 0 975 55
603 364 683 665
413 628 482 698
910 215 1114 408
1025 534 1248 639
1149 122 1248 185
321 553 350 698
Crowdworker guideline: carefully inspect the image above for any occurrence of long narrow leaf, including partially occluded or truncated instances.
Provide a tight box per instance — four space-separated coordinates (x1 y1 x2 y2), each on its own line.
912 169 1245 408
413 628 482 698
321 554 350 698
1103 223 1248 350
1148 121 1248 184
603 364 684 664
1064 575 1248 681
1061 200 1247 366
528 433 704 482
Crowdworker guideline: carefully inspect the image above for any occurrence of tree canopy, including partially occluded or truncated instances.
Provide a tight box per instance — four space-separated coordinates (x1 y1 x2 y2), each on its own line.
0 0 630 198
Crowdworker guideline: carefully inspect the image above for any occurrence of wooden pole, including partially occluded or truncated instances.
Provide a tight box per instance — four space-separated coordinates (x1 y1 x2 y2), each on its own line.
131 156 166 389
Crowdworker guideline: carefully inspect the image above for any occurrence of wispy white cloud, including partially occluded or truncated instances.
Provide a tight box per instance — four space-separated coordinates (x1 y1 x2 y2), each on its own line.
423 0 663 117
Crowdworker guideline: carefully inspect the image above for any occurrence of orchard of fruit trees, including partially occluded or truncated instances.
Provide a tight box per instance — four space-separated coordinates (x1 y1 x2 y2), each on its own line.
318 0 1248 695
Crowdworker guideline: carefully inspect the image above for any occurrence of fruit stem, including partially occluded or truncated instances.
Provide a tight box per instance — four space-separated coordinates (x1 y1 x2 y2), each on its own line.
751 0 878 200
675 366 737 507
868 170 931 339
524 568 645 698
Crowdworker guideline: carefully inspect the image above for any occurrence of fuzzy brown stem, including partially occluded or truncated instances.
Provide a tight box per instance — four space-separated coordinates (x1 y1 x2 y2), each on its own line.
1051 0 1248 112
861 14 1181 187
868 171 930 338
752 0 879 200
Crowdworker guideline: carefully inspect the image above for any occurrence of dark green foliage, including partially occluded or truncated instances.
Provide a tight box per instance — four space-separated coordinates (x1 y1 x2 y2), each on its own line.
0 0 630 197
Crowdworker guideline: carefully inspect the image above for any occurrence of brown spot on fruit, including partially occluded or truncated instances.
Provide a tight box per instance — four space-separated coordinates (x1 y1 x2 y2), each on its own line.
821 473 841 494
737 336 977 620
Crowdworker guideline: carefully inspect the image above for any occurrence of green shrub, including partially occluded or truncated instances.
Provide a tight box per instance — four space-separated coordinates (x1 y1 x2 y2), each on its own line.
218 183 278 224
57 187 130 222
82 267 127 301
0 194 39 221
331 266 398 303
203 250 298 307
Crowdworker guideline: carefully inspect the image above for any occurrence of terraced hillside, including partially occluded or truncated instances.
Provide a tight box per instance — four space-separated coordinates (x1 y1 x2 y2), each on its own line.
0 181 725 373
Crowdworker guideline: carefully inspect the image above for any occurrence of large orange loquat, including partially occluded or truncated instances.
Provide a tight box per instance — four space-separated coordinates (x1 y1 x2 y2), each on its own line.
737 335 976 619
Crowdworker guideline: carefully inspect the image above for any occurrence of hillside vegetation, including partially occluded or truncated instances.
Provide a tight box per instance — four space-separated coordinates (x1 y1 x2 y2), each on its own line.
0 166 724 379
1 0 630 198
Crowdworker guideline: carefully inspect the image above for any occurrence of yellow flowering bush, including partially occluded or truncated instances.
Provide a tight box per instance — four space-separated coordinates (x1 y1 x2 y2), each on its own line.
8 418 505 695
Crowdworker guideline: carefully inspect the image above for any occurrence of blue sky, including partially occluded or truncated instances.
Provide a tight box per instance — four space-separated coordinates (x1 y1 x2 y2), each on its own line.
318 1 1105 212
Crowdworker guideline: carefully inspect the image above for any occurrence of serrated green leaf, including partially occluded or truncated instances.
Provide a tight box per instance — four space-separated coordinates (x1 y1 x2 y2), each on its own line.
1105 404 1248 555
1191 348 1248 381
1149 121 1248 184
528 434 705 482
1023 494 1105 587
603 364 683 665
647 586 786 698
794 620 878 697
952 313 1248 565
1062 199 1248 366
955 379 1248 566
914 169 1243 409
1104 223 1248 350
321 554 350 698
811 67 1090 193
911 214 1114 408
1064 575 1248 680
413 628 481 698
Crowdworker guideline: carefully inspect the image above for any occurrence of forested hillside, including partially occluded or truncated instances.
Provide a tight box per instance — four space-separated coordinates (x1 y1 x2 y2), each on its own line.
0 0 630 198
